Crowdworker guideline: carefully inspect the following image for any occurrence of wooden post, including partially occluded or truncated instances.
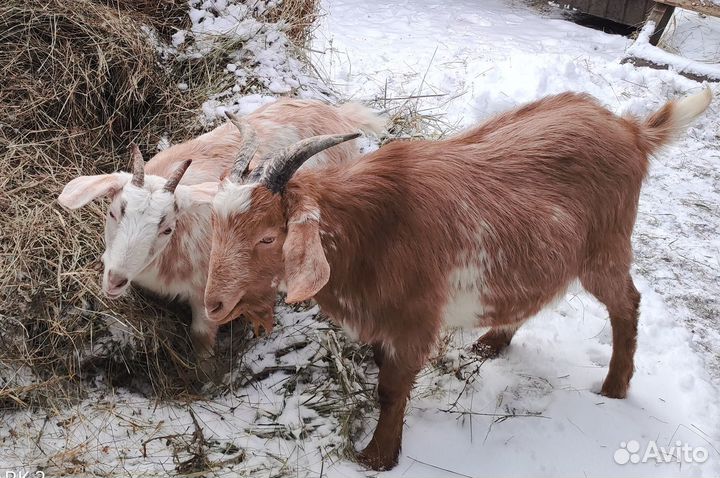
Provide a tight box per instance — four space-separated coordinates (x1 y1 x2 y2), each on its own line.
646 2 676 45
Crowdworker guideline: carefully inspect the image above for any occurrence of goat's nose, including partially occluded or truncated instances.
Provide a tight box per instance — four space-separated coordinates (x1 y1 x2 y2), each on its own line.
107 270 128 289
207 300 224 316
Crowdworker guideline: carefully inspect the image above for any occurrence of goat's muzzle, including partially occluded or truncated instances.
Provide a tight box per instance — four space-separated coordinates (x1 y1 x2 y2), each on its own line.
205 293 244 324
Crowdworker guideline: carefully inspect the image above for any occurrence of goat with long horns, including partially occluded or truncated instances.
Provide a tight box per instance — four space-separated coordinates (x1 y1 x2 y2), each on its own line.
201 87 712 470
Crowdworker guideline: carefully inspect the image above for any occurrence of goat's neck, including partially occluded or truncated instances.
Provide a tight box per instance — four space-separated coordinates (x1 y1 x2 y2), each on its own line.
287 164 406 290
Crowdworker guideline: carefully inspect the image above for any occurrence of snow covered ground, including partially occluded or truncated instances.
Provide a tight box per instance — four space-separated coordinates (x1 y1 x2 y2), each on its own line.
2 1 720 477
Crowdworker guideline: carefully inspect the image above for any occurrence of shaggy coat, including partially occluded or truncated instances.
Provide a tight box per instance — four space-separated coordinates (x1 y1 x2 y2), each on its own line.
58 99 385 364
203 89 712 469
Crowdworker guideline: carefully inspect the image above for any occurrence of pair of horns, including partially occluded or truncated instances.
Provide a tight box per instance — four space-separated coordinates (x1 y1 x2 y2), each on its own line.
224 111 360 193
128 143 190 193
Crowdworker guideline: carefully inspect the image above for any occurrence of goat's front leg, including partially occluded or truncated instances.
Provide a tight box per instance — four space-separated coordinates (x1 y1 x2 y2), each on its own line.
189 298 219 379
357 348 424 471
371 343 386 368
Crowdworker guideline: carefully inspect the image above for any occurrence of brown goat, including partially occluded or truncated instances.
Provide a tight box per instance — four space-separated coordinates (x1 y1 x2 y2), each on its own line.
202 88 712 470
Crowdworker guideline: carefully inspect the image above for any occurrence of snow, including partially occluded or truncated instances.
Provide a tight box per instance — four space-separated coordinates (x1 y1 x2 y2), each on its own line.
660 8 720 62
172 0 331 123
3 1 720 477
628 22 720 79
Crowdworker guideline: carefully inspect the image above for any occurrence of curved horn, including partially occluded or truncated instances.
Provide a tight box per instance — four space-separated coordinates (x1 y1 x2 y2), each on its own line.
163 159 192 193
225 111 259 183
260 132 361 193
129 143 144 187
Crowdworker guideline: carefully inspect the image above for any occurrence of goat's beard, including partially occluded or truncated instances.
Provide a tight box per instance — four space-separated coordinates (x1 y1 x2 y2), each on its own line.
216 287 277 336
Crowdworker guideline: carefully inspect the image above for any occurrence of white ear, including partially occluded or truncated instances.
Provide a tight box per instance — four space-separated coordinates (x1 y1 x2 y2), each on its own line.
180 182 220 207
58 173 129 209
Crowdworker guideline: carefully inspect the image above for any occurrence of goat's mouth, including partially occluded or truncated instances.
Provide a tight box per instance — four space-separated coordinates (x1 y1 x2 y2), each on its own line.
103 285 128 299
208 287 278 327
209 298 245 325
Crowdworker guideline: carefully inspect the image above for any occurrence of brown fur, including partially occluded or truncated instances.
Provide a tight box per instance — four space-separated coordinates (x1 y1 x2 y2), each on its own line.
147 99 382 182
59 98 385 366
205 91 710 469
142 99 384 346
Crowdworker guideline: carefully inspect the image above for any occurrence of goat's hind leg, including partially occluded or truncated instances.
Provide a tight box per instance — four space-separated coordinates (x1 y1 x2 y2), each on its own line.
580 266 640 399
472 321 523 358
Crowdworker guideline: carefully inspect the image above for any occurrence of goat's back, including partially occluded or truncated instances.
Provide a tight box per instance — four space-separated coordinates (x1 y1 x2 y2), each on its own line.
309 93 650 336
146 99 383 183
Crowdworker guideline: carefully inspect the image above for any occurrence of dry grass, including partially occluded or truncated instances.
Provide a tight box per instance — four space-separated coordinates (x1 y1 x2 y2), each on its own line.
0 1 397 474
264 0 320 46
0 0 318 410
101 0 190 38
0 0 210 409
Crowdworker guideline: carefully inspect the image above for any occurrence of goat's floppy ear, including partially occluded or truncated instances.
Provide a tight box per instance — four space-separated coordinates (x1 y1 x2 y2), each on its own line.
58 173 129 209
283 212 329 303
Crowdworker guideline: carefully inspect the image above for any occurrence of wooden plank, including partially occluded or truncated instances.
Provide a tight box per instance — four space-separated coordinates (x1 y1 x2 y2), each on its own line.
563 0 591 14
606 0 630 23
621 56 720 82
586 0 610 18
657 0 720 17
642 0 659 23
562 0 659 26
622 0 656 25
646 3 676 44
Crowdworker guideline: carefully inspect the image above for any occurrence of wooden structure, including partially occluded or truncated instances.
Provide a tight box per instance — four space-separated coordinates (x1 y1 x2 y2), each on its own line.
564 1 720 45
563 0 656 26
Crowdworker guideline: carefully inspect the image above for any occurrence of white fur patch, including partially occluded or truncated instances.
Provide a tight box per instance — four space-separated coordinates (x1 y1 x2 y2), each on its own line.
380 340 397 359
213 181 256 217
190 314 211 334
272 276 288 293
441 234 493 329
672 86 712 131
442 264 490 329
550 205 571 224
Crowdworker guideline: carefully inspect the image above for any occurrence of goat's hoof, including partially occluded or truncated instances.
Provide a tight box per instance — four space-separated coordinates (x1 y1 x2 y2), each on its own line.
600 379 629 399
470 330 511 359
357 446 399 471
470 342 501 359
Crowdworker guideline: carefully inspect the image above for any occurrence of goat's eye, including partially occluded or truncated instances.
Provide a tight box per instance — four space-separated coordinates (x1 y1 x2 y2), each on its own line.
109 211 116 220
162 227 173 235
259 237 275 244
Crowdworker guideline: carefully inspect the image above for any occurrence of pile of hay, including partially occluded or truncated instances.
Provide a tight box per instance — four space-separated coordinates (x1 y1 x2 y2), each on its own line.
0 0 316 408
263 0 319 46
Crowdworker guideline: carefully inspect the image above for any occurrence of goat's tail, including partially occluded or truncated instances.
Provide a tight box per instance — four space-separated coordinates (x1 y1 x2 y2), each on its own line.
636 86 712 154
338 102 387 136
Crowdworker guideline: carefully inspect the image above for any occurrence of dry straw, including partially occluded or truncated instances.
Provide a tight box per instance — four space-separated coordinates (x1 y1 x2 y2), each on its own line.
0 0 318 409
